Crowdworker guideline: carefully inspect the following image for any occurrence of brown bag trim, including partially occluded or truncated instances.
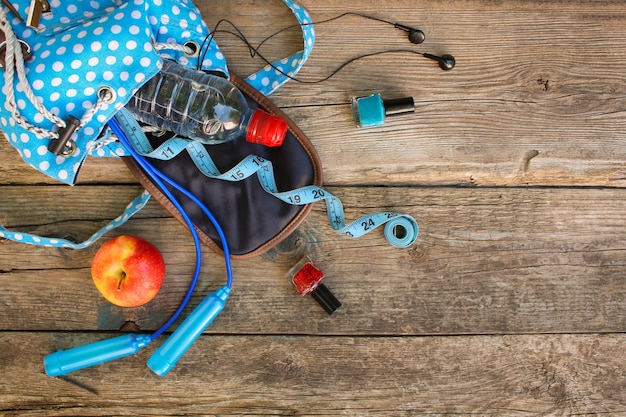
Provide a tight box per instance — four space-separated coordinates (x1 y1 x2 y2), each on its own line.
123 72 323 259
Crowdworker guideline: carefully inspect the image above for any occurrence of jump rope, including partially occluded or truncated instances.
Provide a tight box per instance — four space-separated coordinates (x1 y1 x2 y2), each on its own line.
44 112 234 378
44 12 451 380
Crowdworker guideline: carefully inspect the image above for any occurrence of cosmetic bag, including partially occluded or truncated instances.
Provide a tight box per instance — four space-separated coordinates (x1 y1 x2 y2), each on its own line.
0 0 321 258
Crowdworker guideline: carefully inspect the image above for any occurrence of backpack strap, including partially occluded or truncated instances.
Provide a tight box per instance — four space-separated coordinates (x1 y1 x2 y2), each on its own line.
245 0 315 96
0 0 314 249
0 190 151 248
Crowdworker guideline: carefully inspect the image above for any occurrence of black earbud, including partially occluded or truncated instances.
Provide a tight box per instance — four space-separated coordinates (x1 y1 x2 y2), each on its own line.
393 23 455 70
205 14 456 83
422 53 456 71
394 23 426 44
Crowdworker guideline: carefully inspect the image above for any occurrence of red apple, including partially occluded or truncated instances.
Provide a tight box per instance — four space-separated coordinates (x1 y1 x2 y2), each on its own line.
91 235 166 307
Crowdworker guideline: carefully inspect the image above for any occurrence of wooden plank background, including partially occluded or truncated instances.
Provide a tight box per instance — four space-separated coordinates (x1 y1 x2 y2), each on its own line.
1 0 625 415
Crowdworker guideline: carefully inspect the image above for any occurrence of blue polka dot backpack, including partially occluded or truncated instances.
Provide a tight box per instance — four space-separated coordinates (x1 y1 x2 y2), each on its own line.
0 0 322 257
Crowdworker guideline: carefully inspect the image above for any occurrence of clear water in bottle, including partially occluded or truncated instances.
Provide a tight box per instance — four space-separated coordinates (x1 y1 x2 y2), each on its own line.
126 60 287 147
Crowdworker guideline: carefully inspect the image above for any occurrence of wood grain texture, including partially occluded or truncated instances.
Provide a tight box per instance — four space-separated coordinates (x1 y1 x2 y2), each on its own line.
201 0 626 187
1 186 624 335
1 0 625 415
1 333 625 416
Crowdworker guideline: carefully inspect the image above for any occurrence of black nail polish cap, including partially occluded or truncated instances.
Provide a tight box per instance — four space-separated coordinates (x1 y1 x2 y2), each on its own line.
310 283 341 315
383 97 415 117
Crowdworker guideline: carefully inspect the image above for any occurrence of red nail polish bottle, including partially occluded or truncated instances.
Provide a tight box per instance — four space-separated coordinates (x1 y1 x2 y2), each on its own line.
286 257 341 314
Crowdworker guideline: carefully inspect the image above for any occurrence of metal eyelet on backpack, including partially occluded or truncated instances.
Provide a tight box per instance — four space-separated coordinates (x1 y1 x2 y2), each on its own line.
183 40 200 58
60 139 77 157
97 86 116 104
0 39 31 68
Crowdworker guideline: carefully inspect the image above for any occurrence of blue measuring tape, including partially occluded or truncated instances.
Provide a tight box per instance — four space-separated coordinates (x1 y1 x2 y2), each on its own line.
114 108 418 248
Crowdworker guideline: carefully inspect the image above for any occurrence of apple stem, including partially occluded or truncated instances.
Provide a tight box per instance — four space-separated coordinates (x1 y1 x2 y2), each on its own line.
117 272 126 291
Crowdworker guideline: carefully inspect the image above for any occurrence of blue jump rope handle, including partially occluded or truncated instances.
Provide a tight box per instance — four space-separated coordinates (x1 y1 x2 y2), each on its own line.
147 286 230 376
43 285 228 378
43 333 152 377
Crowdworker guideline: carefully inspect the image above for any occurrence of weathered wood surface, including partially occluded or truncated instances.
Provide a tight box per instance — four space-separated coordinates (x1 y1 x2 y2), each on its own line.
1 186 625 336
2 333 624 416
1 0 625 415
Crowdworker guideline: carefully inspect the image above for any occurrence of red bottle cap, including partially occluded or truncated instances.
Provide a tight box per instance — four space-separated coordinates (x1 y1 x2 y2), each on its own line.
246 109 288 147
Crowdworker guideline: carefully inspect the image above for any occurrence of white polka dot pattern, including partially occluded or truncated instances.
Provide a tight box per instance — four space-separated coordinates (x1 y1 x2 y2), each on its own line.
1 0 229 184
0 190 152 248
245 0 314 96
0 0 315 249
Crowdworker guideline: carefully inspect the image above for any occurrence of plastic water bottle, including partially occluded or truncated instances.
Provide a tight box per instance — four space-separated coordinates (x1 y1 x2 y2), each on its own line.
126 60 288 147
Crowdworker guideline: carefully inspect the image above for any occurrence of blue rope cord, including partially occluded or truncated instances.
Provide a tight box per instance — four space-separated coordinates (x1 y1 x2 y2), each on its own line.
108 117 233 341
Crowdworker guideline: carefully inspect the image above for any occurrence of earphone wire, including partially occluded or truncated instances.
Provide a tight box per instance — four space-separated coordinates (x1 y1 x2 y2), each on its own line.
198 12 396 69
197 13 432 83
250 12 396 54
